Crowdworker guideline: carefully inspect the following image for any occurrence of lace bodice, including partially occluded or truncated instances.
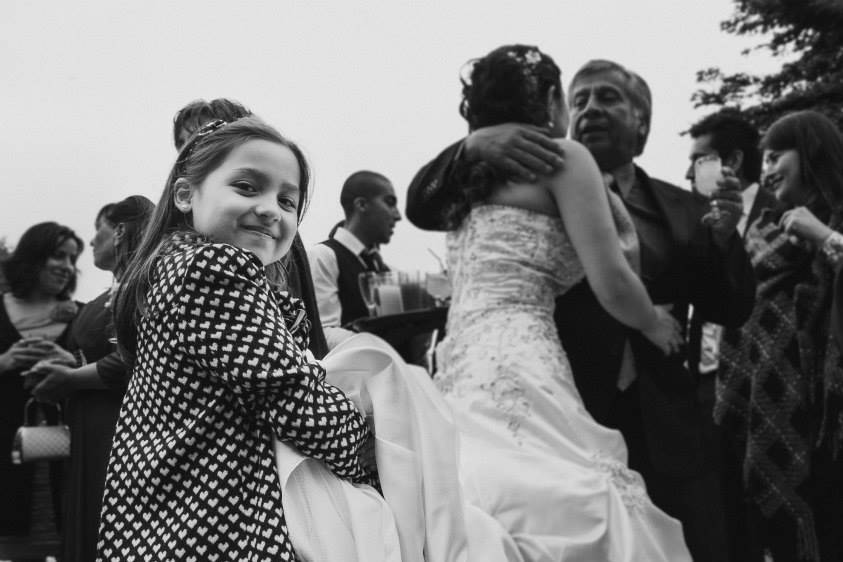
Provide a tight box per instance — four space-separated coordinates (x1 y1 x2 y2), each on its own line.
446 205 583 318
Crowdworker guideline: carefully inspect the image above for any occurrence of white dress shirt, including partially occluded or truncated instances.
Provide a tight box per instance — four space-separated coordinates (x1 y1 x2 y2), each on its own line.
308 227 368 349
737 182 760 236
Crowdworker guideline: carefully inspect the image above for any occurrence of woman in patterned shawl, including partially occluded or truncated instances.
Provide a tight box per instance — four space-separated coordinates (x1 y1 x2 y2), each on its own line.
98 117 376 561
717 110 843 562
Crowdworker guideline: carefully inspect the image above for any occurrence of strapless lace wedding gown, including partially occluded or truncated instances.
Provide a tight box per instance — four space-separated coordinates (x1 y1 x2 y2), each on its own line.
434 204 691 561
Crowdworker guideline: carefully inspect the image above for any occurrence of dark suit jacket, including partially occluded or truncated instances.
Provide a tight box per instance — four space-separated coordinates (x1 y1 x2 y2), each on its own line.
406 141 756 478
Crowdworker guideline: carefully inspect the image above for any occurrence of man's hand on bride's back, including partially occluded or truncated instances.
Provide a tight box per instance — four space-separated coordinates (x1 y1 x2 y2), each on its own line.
641 305 684 356
464 123 564 181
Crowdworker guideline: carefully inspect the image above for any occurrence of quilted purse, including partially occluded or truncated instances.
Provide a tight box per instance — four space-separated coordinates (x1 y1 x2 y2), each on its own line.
11 398 70 464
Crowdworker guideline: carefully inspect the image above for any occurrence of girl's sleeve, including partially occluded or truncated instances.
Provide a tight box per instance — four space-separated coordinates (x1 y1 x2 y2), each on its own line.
177 244 371 482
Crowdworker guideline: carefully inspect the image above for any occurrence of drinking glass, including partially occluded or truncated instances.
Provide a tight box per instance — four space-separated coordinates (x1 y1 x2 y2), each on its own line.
358 272 377 317
399 271 426 311
425 272 451 307
694 155 722 198
374 272 404 316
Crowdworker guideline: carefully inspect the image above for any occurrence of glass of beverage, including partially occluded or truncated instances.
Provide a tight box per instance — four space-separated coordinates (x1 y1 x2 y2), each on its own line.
425 271 451 307
358 272 377 317
694 154 723 222
399 271 426 311
373 272 404 316
694 155 722 198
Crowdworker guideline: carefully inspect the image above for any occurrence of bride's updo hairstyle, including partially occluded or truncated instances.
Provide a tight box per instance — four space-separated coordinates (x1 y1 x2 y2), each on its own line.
448 44 562 228
459 44 562 131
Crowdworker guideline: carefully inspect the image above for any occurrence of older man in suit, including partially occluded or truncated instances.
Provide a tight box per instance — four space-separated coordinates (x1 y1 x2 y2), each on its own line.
405 59 756 562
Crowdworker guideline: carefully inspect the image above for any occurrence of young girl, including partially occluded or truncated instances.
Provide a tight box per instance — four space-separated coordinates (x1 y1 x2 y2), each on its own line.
98 117 374 561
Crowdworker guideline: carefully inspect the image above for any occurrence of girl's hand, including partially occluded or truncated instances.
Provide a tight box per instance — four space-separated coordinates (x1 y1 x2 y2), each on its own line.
780 207 833 246
641 305 684 356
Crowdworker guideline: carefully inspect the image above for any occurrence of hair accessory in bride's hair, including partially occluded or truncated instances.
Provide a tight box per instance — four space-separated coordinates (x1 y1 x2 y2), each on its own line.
504 47 545 97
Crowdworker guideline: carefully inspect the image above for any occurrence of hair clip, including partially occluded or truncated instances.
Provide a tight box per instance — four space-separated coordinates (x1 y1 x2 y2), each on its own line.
177 119 229 173
195 119 228 137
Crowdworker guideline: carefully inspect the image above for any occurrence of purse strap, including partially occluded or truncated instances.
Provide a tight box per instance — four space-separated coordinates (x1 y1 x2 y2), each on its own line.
23 397 63 426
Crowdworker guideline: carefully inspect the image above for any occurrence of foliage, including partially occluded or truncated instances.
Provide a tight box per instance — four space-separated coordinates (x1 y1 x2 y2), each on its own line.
693 0 843 130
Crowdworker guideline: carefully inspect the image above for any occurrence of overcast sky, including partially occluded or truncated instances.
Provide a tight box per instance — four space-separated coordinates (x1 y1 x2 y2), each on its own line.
2 0 777 300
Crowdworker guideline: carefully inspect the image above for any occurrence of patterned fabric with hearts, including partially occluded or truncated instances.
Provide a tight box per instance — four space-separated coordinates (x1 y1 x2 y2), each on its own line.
96 238 373 561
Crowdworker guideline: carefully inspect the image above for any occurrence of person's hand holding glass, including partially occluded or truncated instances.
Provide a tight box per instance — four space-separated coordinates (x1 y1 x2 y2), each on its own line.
694 155 743 247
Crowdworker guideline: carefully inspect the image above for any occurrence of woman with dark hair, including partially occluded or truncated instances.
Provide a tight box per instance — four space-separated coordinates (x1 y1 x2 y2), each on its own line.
0 221 82 561
716 110 843 562
429 44 690 560
26 195 154 562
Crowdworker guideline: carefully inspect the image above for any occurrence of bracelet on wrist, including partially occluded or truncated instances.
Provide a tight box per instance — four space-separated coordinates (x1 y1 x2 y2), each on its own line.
73 349 87 368
821 231 843 266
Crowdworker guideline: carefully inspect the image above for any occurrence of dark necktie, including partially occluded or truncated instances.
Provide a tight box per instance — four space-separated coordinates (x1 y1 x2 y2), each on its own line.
360 249 388 272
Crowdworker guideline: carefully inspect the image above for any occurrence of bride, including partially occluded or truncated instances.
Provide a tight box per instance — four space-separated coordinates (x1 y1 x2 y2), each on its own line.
280 45 691 562
427 44 691 561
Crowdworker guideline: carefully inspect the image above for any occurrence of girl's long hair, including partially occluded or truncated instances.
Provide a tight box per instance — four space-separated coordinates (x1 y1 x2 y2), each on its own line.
112 116 311 365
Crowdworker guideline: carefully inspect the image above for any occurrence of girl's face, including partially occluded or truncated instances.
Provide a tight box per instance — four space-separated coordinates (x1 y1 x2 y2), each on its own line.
185 139 301 265
763 148 808 206
38 237 79 296
90 215 118 272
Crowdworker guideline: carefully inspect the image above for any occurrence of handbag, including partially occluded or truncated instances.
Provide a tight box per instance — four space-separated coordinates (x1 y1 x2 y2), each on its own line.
10 398 70 464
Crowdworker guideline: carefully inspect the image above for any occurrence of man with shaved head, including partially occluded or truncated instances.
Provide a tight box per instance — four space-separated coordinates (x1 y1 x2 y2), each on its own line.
310 170 401 348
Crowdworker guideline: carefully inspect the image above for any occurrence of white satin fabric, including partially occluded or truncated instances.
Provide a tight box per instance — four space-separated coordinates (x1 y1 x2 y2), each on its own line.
275 332 520 562
275 203 690 562
433 204 691 562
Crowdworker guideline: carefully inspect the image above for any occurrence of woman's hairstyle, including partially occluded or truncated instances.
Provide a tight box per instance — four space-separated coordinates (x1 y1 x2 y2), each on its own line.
96 203 116 225
114 116 310 364
459 44 562 131
1 222 83 299
449 44 561 227
103 195 155 276
762 110 843 228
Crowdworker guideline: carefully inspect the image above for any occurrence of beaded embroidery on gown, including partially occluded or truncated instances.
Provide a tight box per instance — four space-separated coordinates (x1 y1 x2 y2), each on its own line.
434 202 692 561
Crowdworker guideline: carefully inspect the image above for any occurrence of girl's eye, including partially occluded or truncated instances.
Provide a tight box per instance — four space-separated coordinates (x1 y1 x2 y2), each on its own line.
278 196 298 210
234 182 257 193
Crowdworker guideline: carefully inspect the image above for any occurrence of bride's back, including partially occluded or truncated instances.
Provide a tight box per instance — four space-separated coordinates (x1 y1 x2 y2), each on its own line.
446 204 583 320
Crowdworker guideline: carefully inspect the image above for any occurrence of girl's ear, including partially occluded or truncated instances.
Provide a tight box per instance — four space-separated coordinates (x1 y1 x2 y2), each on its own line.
173 178 193 213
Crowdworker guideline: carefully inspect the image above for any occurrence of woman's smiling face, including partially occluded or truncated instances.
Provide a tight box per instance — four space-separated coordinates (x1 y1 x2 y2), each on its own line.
763 148 807 206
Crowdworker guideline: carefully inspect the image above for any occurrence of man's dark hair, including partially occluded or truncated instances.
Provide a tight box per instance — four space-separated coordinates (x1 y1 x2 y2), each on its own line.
689 110 762 183
340 171 390 218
